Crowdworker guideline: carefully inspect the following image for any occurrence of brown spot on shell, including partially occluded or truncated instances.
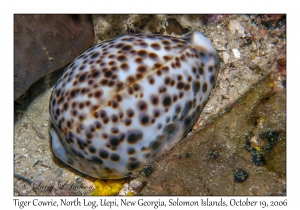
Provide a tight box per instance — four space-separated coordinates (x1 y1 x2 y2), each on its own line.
127 160 140 171
173 95 178 102
63 102 68 111
127 76 135 83
115 43 124 48
117 55 127 62
179 92 184 98
154 63 162 69
137 65 147 73
108 61 115 66
184 83 191 91
122 45 132 51
164 46 171 51
124 118 132 126
137 100 148 111
127 147 136 155
137 50 148 58
104 70 112 78
94 90 102 98
109 134 123 147
133 83 140 91
150 95 159 106
95 121 102 129
192 81 201 94
120 63 129 71
108 54 116 59
110 153 120 161
202 83 208 93
116 94 123 102
210 75 215 84
90 156 103 165
72 110 77 117
140 113 150 125
135 57 143 63
162 40 171 46
136 73 143 79
111 100 119 108
157 123 162 130
149 52 158 61
128 87 134 95
139 42 148 48
150 43 161 50
163 55 171 61
149 139 162 151
148 77 155 85
165 77 171 85
111 114 118 123
88 146 96 153
127 130 143 144
153 109 160 118
111 127 119 134
162 94 172 107
102 133 108 139
198 67 204 75
103 117 109 124
99 149 109 159
126 109 134 118
177 81 184 90
181 100 193 117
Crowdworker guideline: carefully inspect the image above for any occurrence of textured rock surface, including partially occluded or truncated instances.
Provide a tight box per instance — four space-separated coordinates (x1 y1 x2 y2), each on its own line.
138 75 286 195
14 14 286 196
14 14 94 100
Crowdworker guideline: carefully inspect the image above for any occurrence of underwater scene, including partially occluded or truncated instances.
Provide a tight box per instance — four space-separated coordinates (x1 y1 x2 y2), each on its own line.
14 14 286 196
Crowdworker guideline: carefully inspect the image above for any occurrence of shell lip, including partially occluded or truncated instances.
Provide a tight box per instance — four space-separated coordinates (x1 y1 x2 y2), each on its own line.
191 31 218 55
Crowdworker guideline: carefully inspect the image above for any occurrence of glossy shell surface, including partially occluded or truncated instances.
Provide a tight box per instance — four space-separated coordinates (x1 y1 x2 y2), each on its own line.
49 31 220 178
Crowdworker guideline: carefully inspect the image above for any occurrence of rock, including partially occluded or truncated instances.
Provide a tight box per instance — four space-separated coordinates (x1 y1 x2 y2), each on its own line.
232 48 241 59
222 52 230 64
14 15 94 100
228 20 245 37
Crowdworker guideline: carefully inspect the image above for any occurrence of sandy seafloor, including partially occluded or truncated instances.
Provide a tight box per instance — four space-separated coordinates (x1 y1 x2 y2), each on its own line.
14 14 286 196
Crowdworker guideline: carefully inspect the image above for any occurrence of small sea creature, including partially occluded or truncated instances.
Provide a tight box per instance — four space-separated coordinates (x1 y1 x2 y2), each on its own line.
49 31 220 178
234 169 248 182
